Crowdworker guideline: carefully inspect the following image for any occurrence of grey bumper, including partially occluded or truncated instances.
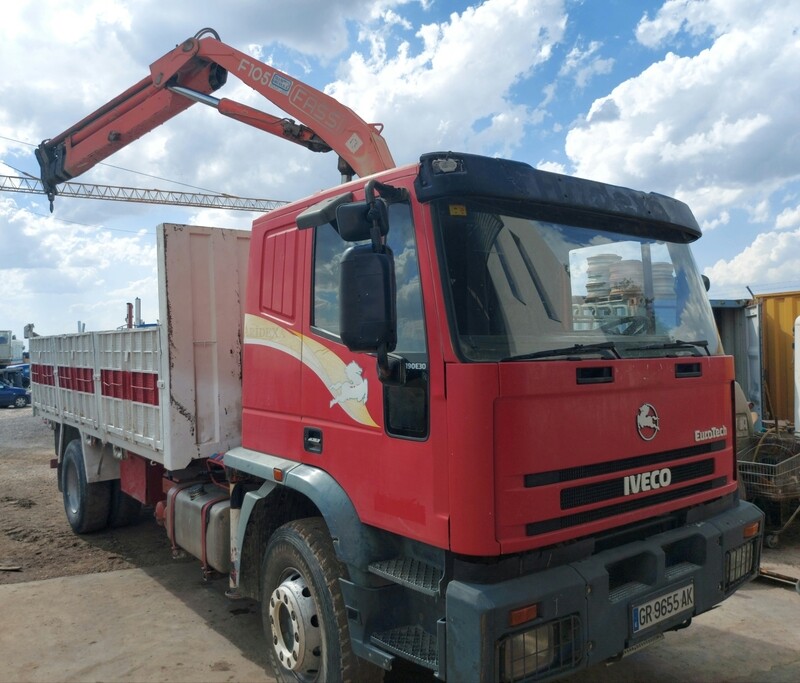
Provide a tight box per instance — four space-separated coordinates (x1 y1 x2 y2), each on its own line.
445 499 764 682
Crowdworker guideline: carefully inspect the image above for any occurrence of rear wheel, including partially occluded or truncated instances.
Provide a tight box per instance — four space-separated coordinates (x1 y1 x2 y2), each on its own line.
261 518 383 683
108 479 143 528
62 439 111 534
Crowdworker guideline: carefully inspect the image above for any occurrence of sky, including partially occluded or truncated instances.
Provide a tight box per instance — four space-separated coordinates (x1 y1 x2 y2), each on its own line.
1 0 800 345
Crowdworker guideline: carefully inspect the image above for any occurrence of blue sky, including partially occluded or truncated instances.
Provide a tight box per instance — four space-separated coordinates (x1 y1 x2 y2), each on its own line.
1 0 800 341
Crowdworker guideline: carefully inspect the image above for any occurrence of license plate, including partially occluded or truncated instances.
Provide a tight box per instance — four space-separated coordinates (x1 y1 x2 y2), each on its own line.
632 583 694 634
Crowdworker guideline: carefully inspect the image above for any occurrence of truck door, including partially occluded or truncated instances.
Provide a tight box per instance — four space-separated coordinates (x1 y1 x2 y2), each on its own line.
241 221 307 460
300 200 448 546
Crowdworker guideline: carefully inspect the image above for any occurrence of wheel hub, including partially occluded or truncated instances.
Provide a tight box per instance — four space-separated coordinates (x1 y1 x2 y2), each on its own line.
65 461 79 515
268 570 321 674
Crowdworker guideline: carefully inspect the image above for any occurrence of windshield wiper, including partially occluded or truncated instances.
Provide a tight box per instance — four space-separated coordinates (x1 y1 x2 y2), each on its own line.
502 341 621 362
634 339 710 356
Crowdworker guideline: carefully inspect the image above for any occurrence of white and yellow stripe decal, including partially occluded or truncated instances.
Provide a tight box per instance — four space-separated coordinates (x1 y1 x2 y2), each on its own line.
244 314 379 428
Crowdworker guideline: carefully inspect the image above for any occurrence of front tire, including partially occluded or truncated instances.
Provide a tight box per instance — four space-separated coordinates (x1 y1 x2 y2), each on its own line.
62 439 111 534
261 518 383 683
13 396 27 408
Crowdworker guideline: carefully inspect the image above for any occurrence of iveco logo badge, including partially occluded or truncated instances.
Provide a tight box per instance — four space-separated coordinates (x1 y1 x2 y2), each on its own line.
636 404 660 441
624 467 672 495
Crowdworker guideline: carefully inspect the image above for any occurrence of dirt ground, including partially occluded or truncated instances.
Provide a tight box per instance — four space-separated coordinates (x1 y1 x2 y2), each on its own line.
2 406 798 683
0 406 176 583
0 408 436 681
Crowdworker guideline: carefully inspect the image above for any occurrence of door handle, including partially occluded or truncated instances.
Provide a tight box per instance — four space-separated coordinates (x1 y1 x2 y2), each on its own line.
304 427 323 454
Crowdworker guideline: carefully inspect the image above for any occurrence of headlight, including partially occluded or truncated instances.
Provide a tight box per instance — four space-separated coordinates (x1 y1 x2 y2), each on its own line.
499 616 581 682
502 624 555 681
725 538 758 591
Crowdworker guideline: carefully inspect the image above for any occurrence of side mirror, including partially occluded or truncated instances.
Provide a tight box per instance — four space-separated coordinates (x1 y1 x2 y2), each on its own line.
336 180 410 383
380 353 407 386
295 192 353 230
702 274 711 292
340 244 406 385
336 198 389 243
340 244 396 353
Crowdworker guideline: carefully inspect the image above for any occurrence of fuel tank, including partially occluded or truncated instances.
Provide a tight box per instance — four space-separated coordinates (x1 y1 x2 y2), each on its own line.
166 483 231 573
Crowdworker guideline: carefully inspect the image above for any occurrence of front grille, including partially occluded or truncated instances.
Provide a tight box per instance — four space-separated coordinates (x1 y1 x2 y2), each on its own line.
519 440 730 540
524 440 725 488
561 459 715 509
526 478 727 537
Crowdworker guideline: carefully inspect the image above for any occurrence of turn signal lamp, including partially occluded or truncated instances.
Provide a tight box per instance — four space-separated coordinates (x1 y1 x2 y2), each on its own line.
509 603 539 627
743 521 760 539
273 467 284 482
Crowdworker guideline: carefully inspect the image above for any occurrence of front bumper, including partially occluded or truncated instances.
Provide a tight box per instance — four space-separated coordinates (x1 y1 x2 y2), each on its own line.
445 499 763 682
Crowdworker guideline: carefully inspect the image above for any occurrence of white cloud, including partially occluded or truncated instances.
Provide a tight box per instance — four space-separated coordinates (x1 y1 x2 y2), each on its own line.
636 0 766 48
326 0 567 161
536 160 568 174
564 2 800 226
701 210 729 232
705 227 800 295
747 199 770 225
559 41 614 88
776 205 800 231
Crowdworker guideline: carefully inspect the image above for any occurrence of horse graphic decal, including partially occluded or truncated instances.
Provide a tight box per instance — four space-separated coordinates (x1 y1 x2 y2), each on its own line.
636 403 660 441
330 361 368 408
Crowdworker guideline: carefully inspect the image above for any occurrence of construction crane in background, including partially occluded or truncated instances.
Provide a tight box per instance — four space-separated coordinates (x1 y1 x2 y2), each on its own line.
0 173 287 212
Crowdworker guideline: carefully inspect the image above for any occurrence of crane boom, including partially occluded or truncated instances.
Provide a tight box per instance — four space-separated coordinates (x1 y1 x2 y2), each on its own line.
36 28 395 207
0 174 286 212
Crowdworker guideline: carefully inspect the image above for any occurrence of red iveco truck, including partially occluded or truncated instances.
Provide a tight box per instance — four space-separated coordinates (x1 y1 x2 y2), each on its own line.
30 29 763 683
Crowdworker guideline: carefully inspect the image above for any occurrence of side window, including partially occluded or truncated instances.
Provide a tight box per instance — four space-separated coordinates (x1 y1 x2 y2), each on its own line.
312 202 429 439
312 203 426 354
312 224 343 335
389 204 426 357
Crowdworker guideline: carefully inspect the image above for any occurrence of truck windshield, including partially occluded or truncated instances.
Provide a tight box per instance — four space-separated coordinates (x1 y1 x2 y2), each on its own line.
433 199 720 361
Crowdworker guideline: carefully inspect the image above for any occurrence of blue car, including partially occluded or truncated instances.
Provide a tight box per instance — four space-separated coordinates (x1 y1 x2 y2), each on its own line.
0 364 29 388
0 379 30 408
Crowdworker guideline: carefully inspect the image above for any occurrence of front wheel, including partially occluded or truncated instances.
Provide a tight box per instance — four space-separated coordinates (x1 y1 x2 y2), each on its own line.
13 396 28 408
261 518 383 683
62 439 111 534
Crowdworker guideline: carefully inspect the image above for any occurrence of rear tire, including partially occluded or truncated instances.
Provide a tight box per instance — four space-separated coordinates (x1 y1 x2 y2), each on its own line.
62 439 111 534
108 479 143 528
261 518 383 683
